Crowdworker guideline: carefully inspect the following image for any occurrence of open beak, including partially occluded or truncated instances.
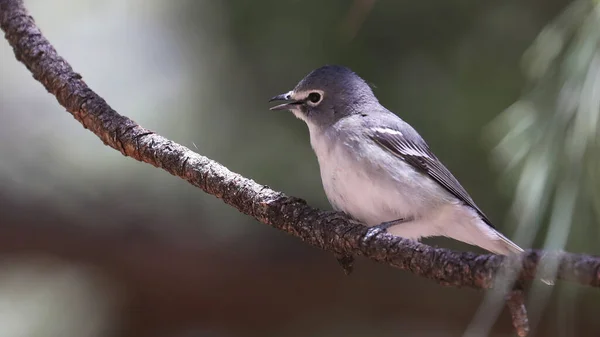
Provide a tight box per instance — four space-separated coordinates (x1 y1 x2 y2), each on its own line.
269 92 301 111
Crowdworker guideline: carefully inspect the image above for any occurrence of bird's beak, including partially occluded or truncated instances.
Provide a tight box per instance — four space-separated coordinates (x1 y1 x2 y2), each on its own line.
269 92 301 111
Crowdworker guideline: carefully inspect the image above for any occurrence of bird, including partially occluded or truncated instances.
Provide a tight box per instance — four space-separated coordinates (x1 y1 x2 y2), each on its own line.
269 65 523 255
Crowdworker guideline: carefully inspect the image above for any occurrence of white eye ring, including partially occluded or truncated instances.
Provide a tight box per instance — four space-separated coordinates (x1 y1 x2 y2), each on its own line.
306 91 323 106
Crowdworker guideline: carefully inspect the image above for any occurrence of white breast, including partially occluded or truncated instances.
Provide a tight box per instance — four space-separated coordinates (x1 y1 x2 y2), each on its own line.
308 124 447 229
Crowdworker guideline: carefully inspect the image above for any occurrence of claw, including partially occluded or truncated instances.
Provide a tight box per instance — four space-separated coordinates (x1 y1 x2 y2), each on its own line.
361 226 387 247
361 217 413 247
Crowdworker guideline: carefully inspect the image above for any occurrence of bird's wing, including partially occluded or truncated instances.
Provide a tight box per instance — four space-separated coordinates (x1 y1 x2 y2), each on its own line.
368 126 494 228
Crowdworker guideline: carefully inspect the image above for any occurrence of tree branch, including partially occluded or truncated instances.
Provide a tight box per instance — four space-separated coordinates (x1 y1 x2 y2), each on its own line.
506 282 529 337
1 0 599 334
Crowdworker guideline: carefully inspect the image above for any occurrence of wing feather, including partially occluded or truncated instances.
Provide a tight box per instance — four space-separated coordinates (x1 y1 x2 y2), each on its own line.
370 128 494 228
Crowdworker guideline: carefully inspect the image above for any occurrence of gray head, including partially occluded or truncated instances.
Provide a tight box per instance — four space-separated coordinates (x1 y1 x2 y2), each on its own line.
270 65 378 129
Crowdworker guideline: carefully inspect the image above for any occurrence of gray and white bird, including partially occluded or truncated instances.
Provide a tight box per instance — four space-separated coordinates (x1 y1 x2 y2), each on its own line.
270 65 523 255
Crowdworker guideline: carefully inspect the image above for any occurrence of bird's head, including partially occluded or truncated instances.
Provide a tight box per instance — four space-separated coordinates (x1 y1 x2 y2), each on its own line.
269 65 377 129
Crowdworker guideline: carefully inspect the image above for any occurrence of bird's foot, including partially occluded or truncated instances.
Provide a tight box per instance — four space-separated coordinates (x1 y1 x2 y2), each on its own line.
361 217 412 247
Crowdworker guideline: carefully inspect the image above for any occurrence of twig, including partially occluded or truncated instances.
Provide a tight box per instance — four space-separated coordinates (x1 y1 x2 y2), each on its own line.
506 282 529 337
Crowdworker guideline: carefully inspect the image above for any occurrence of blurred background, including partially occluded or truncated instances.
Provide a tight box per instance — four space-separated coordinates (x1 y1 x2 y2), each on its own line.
1 0 600 336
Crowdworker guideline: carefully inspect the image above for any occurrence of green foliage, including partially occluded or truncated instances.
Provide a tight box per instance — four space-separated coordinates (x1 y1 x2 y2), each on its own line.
490 0 600 254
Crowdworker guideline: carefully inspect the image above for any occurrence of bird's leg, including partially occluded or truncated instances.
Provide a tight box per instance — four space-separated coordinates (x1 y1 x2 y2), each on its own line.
362 217 413 246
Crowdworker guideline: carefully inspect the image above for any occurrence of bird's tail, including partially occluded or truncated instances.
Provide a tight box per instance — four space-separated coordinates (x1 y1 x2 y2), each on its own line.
475 227 558 285
448 215 523 256
487 231 524 255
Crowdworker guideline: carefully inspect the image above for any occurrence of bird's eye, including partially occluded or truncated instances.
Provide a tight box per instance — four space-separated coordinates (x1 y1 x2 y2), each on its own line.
307 92 322 104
